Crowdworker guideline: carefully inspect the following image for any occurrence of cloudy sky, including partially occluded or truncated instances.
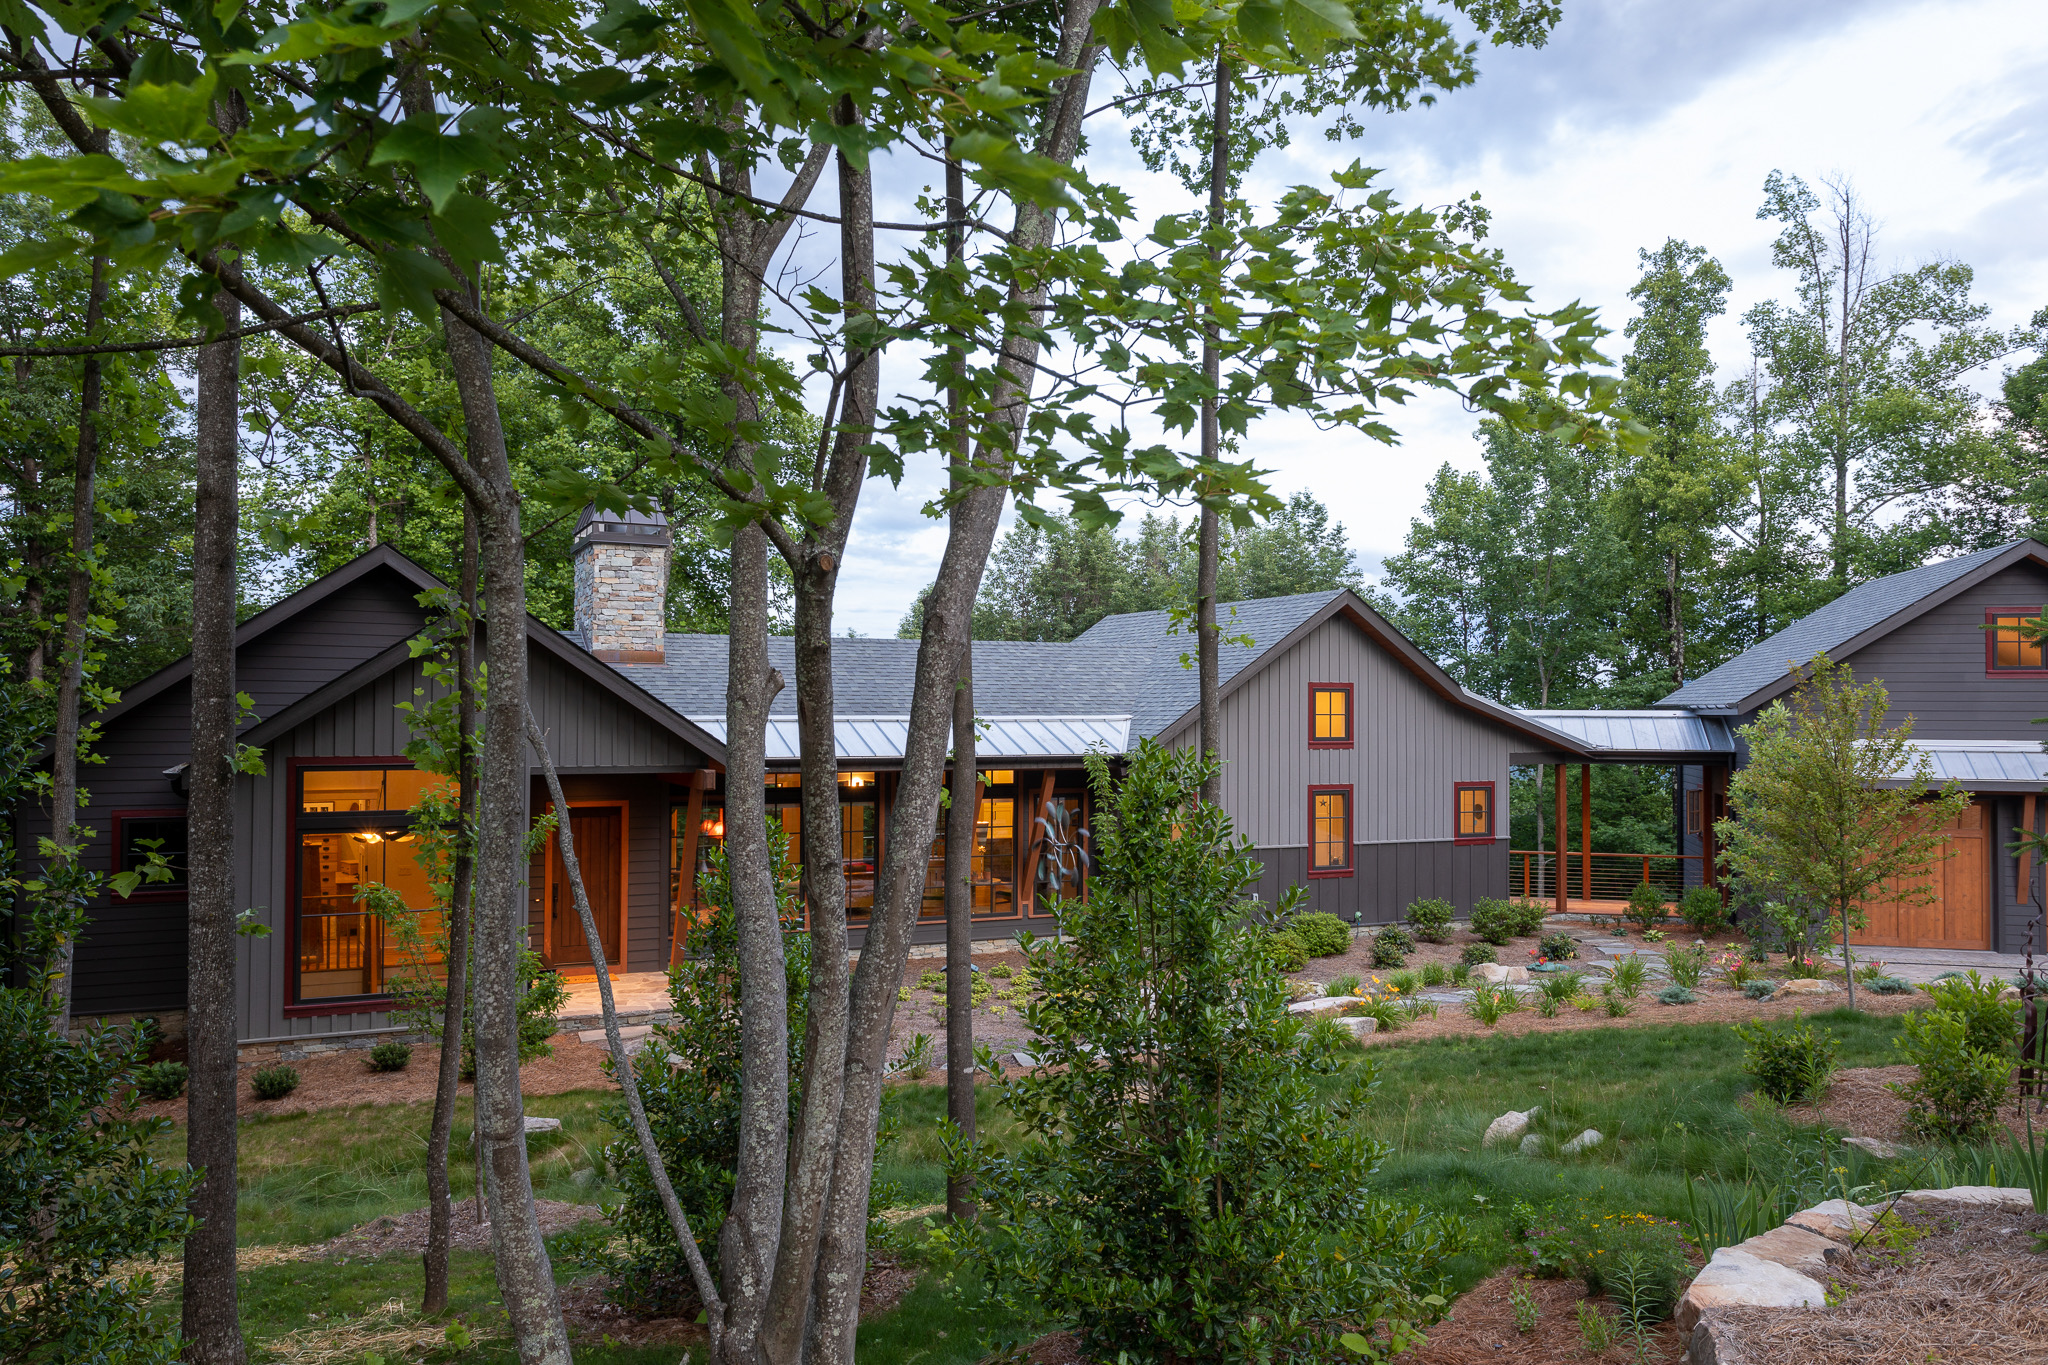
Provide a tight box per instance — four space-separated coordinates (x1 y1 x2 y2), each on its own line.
812 0 2048 637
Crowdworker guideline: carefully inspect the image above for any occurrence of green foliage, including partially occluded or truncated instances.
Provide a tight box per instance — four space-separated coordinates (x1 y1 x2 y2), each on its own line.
1917 971 2019 1058
1536 931 1577 962
1537 972 1584 1005
1449 963 1473 985
366 1042 412 1073
133 1060 188 1101
1575 1299 1612 1352
1371 928 1411 969
1291 911 1355 958
1509 901 1548 937
1679 886 1728 935
1891 1009 2014 1141
1325 974 1362 999
1625 881 1667 933
604 833 810 1311
1736 1015 1838 1103
896 1034 938 1082
1665 945 1709 990
1743 979 1778 1001
1511 1201 1692 1323
252 1065 301 1101
1406 898 1455 944
969 743 1459 1362
1349 996 1407 1033
1508 1278 1539 1333
1656 985 1697 1006
1609 954 1650 998
1420 962 1450 988
1267 930 1310 974
1863 975 1912 996
1468 982 1521 1028
1461 942 1498 967
1469 898 1519 945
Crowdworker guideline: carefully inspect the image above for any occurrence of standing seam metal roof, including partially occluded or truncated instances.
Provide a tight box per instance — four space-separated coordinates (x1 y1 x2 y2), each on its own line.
1515 709 1735 756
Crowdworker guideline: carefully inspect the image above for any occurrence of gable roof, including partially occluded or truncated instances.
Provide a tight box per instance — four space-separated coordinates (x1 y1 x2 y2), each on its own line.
1657 540 2048 713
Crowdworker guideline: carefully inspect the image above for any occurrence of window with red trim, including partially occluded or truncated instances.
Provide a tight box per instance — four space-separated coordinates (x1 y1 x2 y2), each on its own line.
1987 610 2048 673
111 810 188 899
1310 684 1353 748
1454 782 1495 844
1308 785 1353 876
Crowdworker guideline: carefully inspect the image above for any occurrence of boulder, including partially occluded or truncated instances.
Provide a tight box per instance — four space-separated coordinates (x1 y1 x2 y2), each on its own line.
1842 1135 1908 1159
578 1024 654 1045
524 1116 563 1135
1730 1223 1845 1280
1893 1185 2036 1212
1675 1247 1825 1334
2000 985 2023 1001
1774 978 1837 996
1473 964 1530 985
1520 1133 1543 1156
1335 1016 1378 1038
1482 1106 1538 1147
1687 1312 1754 1365
1785 1199 1877 1244
1560 1128 1603 1156
1286 995 1359 1016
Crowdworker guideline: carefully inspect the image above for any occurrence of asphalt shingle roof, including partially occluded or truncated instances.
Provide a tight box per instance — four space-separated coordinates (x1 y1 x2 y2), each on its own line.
1657 541 2028 711
606 590 1345 751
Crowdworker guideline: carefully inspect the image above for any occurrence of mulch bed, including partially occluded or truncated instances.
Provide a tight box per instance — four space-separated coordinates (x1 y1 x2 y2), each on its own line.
1715 1203 2048 1363
133 1038 618 1124
318 1197 604 1260
1403 1270 1686 1364
1789 1064 2048 1147
556 1251 920 1349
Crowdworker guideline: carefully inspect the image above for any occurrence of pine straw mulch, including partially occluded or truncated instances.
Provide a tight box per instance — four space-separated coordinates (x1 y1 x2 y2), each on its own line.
1787 1064 2048 1147
1402 1270 1685 1365
1714 1203 2048 1363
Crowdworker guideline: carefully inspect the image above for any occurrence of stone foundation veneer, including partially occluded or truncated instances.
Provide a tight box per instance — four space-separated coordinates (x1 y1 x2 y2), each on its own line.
572 509 672 663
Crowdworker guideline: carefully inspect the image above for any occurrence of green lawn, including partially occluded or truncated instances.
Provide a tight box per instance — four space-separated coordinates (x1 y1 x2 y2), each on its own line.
195 1010 1917 1359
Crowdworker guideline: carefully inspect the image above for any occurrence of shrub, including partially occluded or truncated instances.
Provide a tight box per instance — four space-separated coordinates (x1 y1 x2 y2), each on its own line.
1537 931 1578 962
1324 973 1361 999
1665 945 1709 990
366 1041 412 1073
1743 979 1777 1000
1735 1014 1838 1103
1656 985 1697 1006
1863 975 1912 995
1508 900 1548 937
1460 942 1498 967
135 1060 188 1101
252 1065 300 1101
1680 886 1728 935
971 742 1459 1360
1919 971 2020 1058
1891 1008 2015 1141
1370 929 1410 969
1406 897 1455 943
1469 898 1517 945
1625 882 1667 934
1420 962 1449 988
1267 931 1308 974
1289 912 1353 958
1534 992 1562 1018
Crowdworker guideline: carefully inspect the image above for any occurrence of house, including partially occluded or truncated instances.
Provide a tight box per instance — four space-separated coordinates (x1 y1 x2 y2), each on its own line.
32 509 1592 1046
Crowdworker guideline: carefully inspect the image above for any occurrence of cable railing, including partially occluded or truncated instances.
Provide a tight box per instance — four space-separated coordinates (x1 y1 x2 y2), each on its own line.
1510 850 1705 904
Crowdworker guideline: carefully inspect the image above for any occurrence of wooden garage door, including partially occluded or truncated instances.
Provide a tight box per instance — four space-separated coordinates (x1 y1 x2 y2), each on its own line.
1851 800 1989 950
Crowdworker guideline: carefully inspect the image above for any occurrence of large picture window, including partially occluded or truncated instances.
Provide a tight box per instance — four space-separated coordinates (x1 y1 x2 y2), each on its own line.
1308 785 1353 877
1987 610 2048 673
1310 684 1353 748
1454 781 1495 844
295 765 449 1005
921 771 1020 920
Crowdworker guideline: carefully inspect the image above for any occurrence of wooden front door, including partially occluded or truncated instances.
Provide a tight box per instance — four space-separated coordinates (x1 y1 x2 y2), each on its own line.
548 806 624 967
1852 800 1990 950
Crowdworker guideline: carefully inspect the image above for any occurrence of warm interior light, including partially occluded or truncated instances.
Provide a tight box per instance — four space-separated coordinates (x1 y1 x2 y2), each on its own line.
359 831 383 844
707 819 725 838
848 774 865 788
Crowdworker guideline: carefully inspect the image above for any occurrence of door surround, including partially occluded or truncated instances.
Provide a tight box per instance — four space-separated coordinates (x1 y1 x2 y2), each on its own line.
541 799 630 970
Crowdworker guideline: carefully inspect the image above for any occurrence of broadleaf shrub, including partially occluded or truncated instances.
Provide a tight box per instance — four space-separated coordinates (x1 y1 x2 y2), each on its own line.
1625 882 1667 934
1918 971 2019 1058
1371 926 1413 969
1735 1014 1837 1103
1268 931 1309 973
1289 912 1353 958
1469 899 1516 945
1891 1008 2015 1141
1460 942 1498 967
1536 932 1578 962
969 742 1460 1361
1406 898 1454 943
1508 900 1547 937
1679 886 1727 935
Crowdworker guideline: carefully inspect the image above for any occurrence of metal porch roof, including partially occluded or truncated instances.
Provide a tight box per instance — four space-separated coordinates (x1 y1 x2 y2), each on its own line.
1515 709 1736 759
1872 740 2048 791
688 715 1133 763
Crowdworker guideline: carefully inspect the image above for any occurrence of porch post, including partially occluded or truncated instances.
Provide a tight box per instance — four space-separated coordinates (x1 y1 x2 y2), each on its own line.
1554 763 1568 917
671 771 709 965
1705 763 1725 896
1580 764 1593 903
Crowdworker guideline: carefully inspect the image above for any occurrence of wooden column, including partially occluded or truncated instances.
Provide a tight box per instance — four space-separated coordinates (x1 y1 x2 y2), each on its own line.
670 770 710 965
1554 763 1568 916
1580 764 1593 903
1704 763 1725 896
2022 793 2038 909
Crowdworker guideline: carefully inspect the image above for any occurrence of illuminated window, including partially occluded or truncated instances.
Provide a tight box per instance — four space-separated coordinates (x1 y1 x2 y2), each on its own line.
1455 782 1495 843
300 766 454 813
1310 685 1352 748
1308 786 1352 876
1987 611 2048 672
982 770 1015 786
922 780 1019 919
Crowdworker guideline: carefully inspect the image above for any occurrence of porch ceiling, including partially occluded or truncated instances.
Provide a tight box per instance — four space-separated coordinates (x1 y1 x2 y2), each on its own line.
687 714 1133 763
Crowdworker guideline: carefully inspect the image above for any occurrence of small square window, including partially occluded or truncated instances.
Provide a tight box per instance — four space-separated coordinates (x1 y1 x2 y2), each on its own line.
1310 684 1352 748
114 813 187 893
1309 786 1352 876
1987 611 2048 673
1454 782 1494 843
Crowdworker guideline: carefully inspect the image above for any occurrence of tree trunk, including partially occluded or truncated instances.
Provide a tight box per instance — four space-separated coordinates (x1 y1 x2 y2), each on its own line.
1195 55 1232 807
799 16 1103 1354
422 503 477 1315
181 175 246 1365
945 648 976 1221
1667 546 1684 683
45 252 107 1036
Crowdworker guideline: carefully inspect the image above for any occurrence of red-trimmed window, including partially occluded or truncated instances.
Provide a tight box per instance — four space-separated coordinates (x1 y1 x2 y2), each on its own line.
1310 684 1353 748
1308 785 1353 877
110 809 188 900
1986 609 2048 674
1454 782 1495 844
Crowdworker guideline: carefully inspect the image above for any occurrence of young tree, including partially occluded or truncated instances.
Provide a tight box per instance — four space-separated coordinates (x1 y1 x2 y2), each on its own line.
1718 652 1969 1009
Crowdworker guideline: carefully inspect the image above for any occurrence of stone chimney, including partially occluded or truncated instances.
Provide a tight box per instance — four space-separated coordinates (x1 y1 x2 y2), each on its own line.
572 505 672 663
